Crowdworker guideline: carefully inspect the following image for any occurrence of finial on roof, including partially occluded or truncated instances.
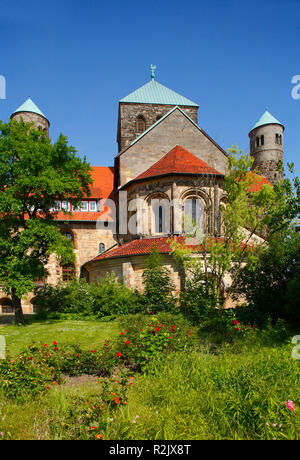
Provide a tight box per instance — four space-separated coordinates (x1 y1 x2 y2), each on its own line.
150 64 156 80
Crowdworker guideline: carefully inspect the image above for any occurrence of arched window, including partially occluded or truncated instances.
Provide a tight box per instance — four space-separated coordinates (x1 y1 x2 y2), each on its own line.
155 205 165 233
256 135 264 147
99 243 105 253
0 298 14 314
30 297 38 314
184 197 205 234
136 115 146 133
62 263 75 282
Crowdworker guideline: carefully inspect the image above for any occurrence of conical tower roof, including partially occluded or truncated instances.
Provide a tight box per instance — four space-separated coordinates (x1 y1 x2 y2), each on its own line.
250 110 284 132
11 97 49 124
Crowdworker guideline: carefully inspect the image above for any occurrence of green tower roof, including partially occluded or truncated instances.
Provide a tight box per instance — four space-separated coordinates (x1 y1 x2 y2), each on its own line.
120 79 199 107
251 110 283 131
11 97 48 120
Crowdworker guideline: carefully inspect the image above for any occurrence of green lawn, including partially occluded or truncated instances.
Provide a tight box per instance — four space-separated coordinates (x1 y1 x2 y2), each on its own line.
0 318 120 358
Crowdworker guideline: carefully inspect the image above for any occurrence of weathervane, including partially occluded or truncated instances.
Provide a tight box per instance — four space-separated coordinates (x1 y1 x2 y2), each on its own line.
150 64 157 80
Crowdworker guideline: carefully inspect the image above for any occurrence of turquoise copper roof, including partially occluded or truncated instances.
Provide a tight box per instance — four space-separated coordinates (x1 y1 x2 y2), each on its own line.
120 79 199 107
11 97 48 120
251 110 283 131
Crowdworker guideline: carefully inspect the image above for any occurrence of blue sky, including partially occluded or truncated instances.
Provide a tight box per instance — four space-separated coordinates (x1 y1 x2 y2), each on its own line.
1 0 300 177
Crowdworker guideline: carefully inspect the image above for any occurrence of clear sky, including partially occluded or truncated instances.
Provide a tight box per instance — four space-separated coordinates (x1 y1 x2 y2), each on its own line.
1 0 299 177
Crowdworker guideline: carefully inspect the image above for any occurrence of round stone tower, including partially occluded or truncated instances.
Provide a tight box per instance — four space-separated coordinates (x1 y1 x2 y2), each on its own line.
248 110 284 184
10 97 50 136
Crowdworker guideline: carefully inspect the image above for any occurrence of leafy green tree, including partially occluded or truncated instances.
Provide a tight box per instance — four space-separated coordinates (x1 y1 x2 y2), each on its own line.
0 118 92 323
234 229 300 324
142 244 175 313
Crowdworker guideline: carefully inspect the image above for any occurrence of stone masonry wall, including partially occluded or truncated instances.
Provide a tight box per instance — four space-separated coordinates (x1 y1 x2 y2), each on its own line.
118 108 228 187
118 102 198 152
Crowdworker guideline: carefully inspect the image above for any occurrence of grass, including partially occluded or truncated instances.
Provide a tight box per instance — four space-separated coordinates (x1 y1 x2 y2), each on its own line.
0 315 299 440
0 317 120 358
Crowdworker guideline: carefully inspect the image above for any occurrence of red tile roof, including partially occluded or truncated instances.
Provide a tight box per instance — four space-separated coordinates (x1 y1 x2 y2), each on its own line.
87 166 115 198
133 145 224 181
89 236 202 262
54 166 115 222
88 235 252 264
247 171 273 192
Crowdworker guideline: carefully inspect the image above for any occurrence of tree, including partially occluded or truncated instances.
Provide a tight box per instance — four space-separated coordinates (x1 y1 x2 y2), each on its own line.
0 118 93 323
142 244 175 313
234 229 300 324
170 146 300 313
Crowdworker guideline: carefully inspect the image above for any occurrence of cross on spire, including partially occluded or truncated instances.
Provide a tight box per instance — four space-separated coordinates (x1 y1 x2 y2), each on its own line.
150 64 157 80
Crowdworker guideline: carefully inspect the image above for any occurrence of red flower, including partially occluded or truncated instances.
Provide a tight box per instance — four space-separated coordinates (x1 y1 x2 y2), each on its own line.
91 350 95 353
28 356 33 360
120 332 124 336
189 332 193 336
116 352 122 357
126 330 129 332
90 426 96 431
53 341 58 345
232 320 238 325
235 327 240 331
156 327 160 332
125 340 130 345
77 353 80 357
54 347 59 351
249 325 252 328
44 344 49 347
172 326 176 330
114 397 120 404
148 311 151 315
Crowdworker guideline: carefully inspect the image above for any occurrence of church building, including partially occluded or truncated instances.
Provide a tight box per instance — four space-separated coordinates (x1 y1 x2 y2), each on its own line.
0 70 284 314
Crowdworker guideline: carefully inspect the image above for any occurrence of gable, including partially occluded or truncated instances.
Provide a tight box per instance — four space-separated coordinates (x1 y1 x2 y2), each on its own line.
133 145 224 181
117 107 228 187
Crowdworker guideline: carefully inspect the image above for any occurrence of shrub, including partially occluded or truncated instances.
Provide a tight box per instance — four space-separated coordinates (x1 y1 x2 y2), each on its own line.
34 275 144 319
116 312 197 372
0 347 55 401
142 245 176 314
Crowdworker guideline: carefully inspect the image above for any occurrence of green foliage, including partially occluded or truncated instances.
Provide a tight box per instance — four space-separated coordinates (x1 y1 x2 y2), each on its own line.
0 118 93 322
0 347 55 401
34 275 144 319
49 369 132 440
234 230 300 324
142 245 176 313
116 312 197 372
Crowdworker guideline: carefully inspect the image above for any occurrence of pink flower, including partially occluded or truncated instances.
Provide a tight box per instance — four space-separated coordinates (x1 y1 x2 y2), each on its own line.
285 400 296 412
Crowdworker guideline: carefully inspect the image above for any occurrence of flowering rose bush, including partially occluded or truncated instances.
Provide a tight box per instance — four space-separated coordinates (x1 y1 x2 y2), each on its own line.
116 313 197 371
0 347 55 400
